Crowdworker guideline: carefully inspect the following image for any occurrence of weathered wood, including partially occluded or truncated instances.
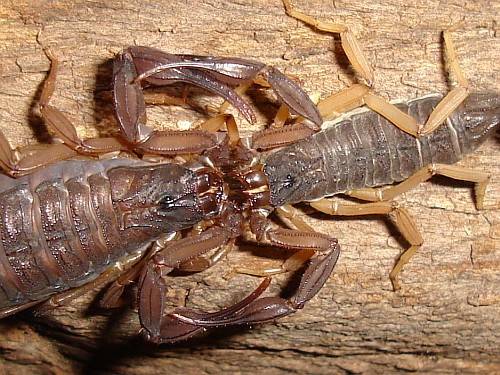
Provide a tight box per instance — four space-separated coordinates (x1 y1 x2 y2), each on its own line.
0 0 498 373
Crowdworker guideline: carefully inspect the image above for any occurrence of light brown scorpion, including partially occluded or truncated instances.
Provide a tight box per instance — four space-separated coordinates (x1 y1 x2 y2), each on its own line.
0 1 498 344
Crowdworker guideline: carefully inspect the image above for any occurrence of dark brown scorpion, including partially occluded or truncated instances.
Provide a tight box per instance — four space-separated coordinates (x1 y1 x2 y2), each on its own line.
0 2 499 344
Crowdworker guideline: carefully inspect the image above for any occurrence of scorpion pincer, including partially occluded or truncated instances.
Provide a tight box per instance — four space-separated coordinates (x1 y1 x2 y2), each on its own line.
0 3 498 344
0 43 338 344
129 3 498 341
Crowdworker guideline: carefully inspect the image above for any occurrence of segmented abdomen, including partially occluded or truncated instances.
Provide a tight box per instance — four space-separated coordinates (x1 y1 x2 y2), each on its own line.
0 158 203 312
264 92 500 206
0 159 133 310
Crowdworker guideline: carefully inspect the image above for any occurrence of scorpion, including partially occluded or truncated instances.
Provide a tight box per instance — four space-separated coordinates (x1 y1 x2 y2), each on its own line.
0 1 498 344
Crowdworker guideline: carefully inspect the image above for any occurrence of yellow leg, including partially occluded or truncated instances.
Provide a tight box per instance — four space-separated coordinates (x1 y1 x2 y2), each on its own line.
283 1 471 137
346 163 490 210
309 199 423 290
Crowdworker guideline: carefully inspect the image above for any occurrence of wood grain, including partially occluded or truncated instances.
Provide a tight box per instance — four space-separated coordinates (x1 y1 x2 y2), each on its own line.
0 0 498 373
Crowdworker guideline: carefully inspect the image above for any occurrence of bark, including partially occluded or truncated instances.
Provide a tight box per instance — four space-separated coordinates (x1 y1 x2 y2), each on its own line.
0 0 498 374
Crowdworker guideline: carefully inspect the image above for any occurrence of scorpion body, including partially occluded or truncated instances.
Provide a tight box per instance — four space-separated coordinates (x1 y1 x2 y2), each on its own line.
0 1 498 343
263 92 499 205
0 158 222 315
1 87 496 341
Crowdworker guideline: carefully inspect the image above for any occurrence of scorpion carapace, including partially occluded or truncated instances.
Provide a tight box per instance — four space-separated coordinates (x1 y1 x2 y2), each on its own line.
0 159 222 316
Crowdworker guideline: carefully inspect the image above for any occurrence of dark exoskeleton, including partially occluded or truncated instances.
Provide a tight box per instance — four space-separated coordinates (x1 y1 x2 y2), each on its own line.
0 44 341 344
264 93 500 206
0 4 498 343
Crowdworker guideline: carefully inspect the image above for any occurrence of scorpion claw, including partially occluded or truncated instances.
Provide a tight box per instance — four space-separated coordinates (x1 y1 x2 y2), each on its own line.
142 277 298 343
119 47 322 126
122 47 258 124
261 66 323 128
113 51 152 144
293 240 340 308
152 299 295 343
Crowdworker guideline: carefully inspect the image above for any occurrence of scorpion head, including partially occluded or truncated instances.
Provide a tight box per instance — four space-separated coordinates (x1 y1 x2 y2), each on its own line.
455 91 500 154
108 163 223 233
262 147 328 207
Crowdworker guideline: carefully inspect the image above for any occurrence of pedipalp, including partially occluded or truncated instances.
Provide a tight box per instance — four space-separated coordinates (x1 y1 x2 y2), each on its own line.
0 0 497 346
118 46 322 128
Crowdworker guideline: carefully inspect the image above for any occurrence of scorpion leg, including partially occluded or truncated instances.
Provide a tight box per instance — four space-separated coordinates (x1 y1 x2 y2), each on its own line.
0 48 133 177
0 301 44 319
0 128 77 177
201 114 241 146
309 199 422 291
283 0 373 87
39 49 126 155
33 250 147 316
276 204 316 233
363 21 471 137
0 52 91 177
283 0 470 137
311 162 490 290
346 163 491 210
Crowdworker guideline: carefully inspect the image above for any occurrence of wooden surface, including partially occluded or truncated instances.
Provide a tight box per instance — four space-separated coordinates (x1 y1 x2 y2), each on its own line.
0 0 498 374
